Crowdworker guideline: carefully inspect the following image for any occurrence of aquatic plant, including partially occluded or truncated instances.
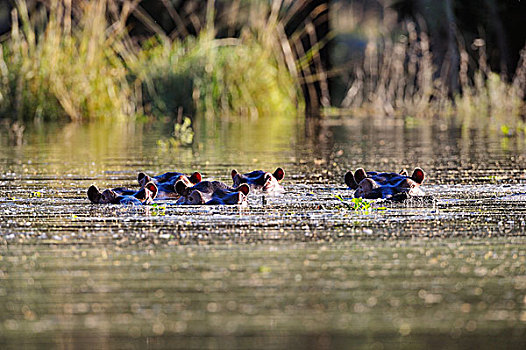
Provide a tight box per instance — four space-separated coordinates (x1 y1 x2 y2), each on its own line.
157 116 194 149
173 116 194 145
335 194 387 213
30 191 42 198
151 203 166 216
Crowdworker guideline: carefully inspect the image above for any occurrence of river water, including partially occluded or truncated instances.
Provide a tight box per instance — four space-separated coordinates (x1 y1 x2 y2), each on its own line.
1 116 525 349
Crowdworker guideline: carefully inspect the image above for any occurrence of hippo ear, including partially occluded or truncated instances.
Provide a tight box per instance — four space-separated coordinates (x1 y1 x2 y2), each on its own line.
236 184 250 196
399 169 408 176
190 172 202 184
144 182 158 199
411 168 425 184
87 185 102 203
354 168 367 184
273 168 285 181
138 172 151 186
344 171 358 189
175 180 190 196
231 169 239 179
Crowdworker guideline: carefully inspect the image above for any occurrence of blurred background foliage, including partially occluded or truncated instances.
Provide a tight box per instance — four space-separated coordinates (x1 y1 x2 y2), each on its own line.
0 0 524 131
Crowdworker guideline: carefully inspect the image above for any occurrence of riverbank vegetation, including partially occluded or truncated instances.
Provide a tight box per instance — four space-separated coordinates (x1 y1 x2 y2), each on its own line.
0 0 300 122
0 0 524 132
332 1 526 131
0 0 135 121
337 24 526 125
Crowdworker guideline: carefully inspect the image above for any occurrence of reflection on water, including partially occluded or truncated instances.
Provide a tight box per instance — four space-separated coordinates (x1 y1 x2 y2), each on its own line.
3 116 524 187
0 116 526 349
0 116 303 183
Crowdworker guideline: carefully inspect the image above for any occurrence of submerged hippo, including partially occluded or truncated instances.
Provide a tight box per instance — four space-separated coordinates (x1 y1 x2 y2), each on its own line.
87 182 158 205
231 168 285 194
138 171 201 199
175 180 250 205
345 167 426 200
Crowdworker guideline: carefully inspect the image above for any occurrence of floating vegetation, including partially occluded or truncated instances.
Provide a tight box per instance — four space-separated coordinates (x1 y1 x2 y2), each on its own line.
157 116 195 149
151 203 167 216
334 194 386 213
173 117 195 145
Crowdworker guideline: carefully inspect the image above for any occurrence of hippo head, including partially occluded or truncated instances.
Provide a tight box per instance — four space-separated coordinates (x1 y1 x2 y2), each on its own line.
231 168 285 194
350 167 426 200
133 181 158 204
87 186 120 204
101 189 119 203
175 180 250 205
138 171 202 187
345 168 413 190
206 184 250 205
88 185 117 204
354 178 381 199
175 181 206 205
87 182 158 205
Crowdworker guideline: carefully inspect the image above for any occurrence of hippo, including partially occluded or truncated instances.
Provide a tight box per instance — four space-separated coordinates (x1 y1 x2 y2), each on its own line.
231 168 285 194
345 167 426 200
138 171 201 199
87 182 158 205
175 180 250 205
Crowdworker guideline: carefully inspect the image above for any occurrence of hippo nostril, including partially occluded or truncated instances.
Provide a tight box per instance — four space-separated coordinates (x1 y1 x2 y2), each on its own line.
238 193 245 203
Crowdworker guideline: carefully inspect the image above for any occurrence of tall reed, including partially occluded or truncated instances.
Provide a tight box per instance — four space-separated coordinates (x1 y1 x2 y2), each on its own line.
341 21 435 117
0 0 302 122
0 0 135 121
339 20 526 128
129 0 300 121
456 42 526 128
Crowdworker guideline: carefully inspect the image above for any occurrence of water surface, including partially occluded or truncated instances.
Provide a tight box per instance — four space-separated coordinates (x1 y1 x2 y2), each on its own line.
1 116 525 349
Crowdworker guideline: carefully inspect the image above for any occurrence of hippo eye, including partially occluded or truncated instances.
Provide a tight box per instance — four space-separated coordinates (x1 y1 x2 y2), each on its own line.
255 174 268 185
189 191 202 204
101 190 115 202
